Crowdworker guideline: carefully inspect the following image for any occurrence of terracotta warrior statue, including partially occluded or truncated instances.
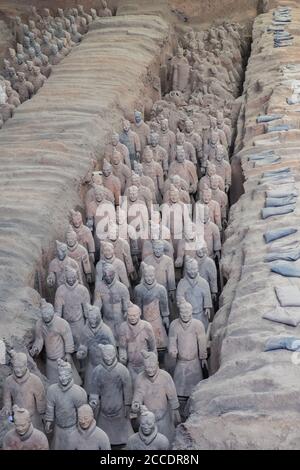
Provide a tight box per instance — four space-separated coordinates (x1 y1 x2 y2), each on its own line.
3 406 49 450
177 257 212 331
144 240 176 301
158 118 176 163
142 146 164 202
102 159 121 206
148 132 168 177
14 72 34 103
45 359 87 450
87 185 116 244
119 303 156 383
104 132 131 168
210 174 228 225
69 404 111 450
94 263 130 343
66 225 92 286
111 149 132 194
214 144 231 192
132 110 151 151
47 240 82 290
2 351 46 431
198 161 225 195
30 299 74 384
195 186 222 231
168 145 197 194
133 161 157 203
163 174 190 204
141 221 174 260
132 351 180 442
89 344 133 447
126 406 170 450
77 304 115 395
54 266 90 348
171 46 190 92
176 131 197 165
70 210 95 264
98 0 113 17
134 264 169 352
184 119 202 166
100 222 136 281
168 300 208 399
125 172 153 215
201 206 222 260
119 119 141 168
96 241 130 288
195 243 218 300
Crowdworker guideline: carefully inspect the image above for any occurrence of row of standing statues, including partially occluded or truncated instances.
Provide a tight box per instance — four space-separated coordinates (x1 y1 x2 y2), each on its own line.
0 3 112 127
1 17 245 451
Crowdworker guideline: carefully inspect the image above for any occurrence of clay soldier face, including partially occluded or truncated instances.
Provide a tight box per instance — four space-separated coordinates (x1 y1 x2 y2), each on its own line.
87 307 101 329
144 266 155 286
143 147 153 163
58 364 73 387
176 133 185 146
111 150 121 165
150 133 159 147
179 302 193 323
176 146 185 163
101 345 116 366
177 47 184 58
207 163 216 177
185 120 193 134
216 145 224 162
152 240 164 258
103 264 116 285
57 241 68 260
129 186 138 202
27 61 33 71
66 230 77 248
9 48 16 59
14 408 31 436
13 353 28 378
91 9 97 20
44 9 50 18
102 161 112 177
134 162 143 176
186 259 198 279
210 132 219 146
143 353 159 377
103 243 114 260
196 245 206 258
16 44 23 54
123 120 130 133
140 412 156 435
210 116 217 129
111 133 119 146
135 111 142 124
170 187 180 203
66 268 77 286
95 187 104 203
202 207 210 224
131 173 140 187
171 175 181 190
58 8 64 17
78 405 94 430
202 189 211 204
160 119 168 132
128 305 141 325
72 211 82 228
210 175 219 190
41 303 55 324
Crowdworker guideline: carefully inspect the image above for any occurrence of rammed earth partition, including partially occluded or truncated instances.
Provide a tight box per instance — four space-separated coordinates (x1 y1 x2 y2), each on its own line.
174 4 300 450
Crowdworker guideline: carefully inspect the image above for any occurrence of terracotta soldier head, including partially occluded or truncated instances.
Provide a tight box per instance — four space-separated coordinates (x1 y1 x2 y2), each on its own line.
8 48 16 60
185 119 194 134
134 110 143 125
94 185 104 203
57 358 73 387
202 187 212 204
111 149 122 166
128 185 139 203
86 304 102 329
65 266 78 287
66 226 78 249
70 210 83 229
142 263 156 286
41 298 55 324
169 184 180 203
176 46 184 59
152 240 164 259
11 351 28 379
141 350 158 378
78 404 95 431
149 132 159 148
127 303 141 326
102 263 116 285
216 144 225 162
185 258 198 279
196 242 208 259
13 406 31 436
123 119 131 133
102 159 112 177
56 240 68 261
131 173 141 188
102 241 114 261
99 344 117 366
178 300 193 323
111 132 119 147
91 9 98 20
160 119 169 132
175 145 185 163
210 174 219 191
139 406 157 437
142 146 154 163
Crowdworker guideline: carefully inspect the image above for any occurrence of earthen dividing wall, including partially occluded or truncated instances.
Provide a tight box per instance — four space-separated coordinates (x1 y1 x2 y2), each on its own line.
174 6 300 450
